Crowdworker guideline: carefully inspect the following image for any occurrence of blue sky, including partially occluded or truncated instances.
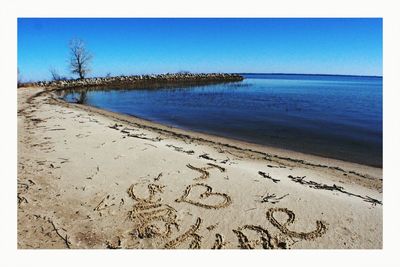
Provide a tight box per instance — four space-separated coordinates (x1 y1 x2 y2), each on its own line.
18 18 382 81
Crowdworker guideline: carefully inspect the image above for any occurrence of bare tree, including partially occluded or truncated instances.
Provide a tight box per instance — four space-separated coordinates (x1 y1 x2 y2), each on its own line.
49 67 61 81
69 39 92 79
17 68 22 87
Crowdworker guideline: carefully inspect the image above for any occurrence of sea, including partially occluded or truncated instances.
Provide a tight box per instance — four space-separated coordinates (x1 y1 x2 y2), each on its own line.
63 74 382 167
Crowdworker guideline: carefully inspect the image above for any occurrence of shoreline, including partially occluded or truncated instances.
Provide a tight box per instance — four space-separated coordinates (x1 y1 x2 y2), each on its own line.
66 103 383 168
18 86 382 249
52 89 381 179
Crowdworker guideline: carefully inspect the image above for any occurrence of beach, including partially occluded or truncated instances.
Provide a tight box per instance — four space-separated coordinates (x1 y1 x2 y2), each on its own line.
17 86 382 249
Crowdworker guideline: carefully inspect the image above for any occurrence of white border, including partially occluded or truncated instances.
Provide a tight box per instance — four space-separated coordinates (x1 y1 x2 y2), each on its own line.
1 0 400 266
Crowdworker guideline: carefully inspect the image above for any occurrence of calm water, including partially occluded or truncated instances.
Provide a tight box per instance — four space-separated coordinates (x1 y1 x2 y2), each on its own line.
64 74 382 167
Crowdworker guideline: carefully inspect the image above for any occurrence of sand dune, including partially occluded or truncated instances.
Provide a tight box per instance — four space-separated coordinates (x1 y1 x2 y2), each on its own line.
17 87 382 249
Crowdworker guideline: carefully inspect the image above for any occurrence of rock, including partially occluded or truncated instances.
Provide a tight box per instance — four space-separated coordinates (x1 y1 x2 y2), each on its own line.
26 73 244 89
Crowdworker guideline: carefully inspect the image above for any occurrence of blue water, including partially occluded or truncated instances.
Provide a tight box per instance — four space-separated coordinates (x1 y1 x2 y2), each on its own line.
64 74 382 167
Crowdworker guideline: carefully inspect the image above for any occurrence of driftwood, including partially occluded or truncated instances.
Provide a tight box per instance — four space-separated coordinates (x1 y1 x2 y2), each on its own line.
199 153 217 162
127 133 161 142
108 123 122 130
93 195 110 211
261 193 289 204
47 128 66 131
154 172 163 181
258 171 280 183
288 175 382 205
48 219 71 248
166 144 195 155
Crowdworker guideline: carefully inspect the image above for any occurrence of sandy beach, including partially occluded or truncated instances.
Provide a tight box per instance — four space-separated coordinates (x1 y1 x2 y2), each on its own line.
17 86 382 249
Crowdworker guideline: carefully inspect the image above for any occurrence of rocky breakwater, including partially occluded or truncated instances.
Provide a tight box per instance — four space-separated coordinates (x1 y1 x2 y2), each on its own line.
29 73 244 89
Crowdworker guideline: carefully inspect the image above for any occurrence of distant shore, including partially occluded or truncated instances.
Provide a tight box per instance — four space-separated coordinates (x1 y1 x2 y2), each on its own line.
18 86 382 249
18 73 244 89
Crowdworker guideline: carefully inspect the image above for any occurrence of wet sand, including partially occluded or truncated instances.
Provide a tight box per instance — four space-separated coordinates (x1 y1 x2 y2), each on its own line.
18 87 382 249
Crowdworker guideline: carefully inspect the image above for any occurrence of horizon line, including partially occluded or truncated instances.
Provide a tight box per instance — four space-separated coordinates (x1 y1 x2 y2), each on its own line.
236 72 382 78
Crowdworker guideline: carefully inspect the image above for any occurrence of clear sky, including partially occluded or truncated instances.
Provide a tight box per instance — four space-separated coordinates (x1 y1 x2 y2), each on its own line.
18 18 382 81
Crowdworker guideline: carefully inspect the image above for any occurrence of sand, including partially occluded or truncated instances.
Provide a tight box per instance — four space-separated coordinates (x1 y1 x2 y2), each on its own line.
17 87 382 249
